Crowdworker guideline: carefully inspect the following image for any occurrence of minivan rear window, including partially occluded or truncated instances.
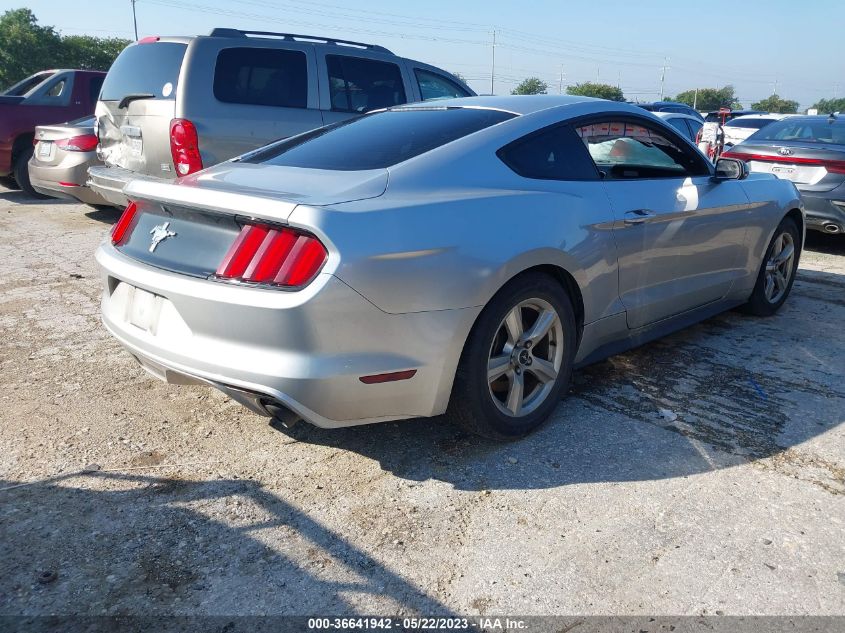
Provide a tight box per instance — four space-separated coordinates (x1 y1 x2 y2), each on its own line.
100 42 187 101
246 107 515 171
214 47 307 108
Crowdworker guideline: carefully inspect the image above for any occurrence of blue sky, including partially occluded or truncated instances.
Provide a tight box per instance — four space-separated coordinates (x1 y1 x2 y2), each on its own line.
7 0 843 109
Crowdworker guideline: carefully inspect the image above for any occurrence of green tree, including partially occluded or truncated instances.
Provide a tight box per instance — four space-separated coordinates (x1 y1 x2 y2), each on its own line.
674 86 737 111
61 35 130 71
0 9 130 91
450 71 468 84
512 77 548 95
566 82 624 101
0 8 61 88
812 97 845 113
751 94 799 114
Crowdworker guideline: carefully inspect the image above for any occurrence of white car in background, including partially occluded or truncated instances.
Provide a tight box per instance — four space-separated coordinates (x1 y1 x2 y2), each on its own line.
723 114 790 148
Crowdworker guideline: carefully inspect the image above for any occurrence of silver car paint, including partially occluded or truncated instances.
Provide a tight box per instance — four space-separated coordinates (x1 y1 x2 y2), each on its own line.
97 96 803 428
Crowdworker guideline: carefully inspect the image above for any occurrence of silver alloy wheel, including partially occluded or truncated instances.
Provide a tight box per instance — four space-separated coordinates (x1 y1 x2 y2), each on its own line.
487 298 565 417
764 231 795 304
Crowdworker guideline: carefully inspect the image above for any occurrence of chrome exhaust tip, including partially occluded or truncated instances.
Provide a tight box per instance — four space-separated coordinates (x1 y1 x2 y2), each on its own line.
822 223 841 234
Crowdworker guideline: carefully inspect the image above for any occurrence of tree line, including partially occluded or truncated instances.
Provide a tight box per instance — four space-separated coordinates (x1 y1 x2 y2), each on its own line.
509 77 842 114
0 8 130 89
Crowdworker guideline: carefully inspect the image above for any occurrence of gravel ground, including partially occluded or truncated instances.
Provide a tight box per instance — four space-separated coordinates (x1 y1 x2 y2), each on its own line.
0 186 843 617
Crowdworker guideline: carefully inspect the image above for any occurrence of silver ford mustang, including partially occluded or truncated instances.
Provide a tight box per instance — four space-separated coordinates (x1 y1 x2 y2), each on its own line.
96 95 803 439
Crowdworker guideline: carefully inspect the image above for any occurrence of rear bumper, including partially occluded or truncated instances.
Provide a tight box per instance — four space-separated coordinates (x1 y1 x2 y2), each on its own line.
799 188 845 233
87 165 168 208
95 242 478 428
29 159 109 206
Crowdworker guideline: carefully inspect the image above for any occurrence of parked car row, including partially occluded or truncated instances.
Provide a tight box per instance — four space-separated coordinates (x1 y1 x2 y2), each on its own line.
0 69 105 196
0 28 832 439
88 28 475 207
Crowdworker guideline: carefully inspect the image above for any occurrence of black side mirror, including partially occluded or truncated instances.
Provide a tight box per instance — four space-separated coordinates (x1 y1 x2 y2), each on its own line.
714 157 748 181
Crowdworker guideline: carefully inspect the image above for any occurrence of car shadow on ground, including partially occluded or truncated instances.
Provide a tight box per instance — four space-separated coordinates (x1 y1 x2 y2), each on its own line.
84 206 122 224
0 190 73 207
804 231 845 255
0 472 456 616
273 268 845 493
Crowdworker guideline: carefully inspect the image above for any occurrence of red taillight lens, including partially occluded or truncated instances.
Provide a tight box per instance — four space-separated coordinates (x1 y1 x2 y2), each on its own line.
169 118 203 176
56 134 98 152
111 202 139 245
216 223 328 288
722 151 845 175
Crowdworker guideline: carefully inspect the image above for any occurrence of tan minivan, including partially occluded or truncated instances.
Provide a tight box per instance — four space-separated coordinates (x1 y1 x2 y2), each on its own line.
88 28 475 207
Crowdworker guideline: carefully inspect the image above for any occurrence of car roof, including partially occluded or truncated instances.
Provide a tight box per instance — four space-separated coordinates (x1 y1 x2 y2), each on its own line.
653 112 701 121
726 113 787 122
397 94 631 116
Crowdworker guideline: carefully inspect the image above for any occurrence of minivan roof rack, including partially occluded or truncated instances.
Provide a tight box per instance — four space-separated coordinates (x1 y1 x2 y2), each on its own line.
208 28 393 54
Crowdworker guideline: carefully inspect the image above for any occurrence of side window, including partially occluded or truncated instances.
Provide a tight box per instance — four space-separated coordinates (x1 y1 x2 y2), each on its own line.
89 76 104 104
214 47 307 108
415 69 469 101
46 79 65 98
498 124 598 181
666 117 691 139
327 55 406 112
576 120 707 179
688 119 703 140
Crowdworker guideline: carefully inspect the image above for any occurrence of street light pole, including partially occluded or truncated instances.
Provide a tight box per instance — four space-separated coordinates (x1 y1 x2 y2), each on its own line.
490 29 496 95
131 0 138 41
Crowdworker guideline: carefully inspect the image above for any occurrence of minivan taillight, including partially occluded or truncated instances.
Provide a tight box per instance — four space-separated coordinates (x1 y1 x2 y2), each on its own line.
169 118 203 176
56 134 98 152
111 202 139 245
216 223 328 288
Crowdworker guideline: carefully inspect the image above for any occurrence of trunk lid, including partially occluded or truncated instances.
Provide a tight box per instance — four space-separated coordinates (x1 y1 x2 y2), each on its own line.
115 163 387 277
96 41 187 179
728 141 845 192
33 118 96 167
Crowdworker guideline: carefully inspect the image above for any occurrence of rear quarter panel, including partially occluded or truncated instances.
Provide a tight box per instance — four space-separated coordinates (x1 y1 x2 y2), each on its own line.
291 149 621 323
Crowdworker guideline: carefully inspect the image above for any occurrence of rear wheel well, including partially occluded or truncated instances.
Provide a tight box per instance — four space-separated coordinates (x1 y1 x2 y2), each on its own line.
466 265 585 350
527 265 584 345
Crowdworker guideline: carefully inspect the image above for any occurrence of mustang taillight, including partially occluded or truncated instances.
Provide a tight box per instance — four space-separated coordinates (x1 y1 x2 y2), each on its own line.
216 223 328 288
722 151 845 175
56 134 99 152
169 118 203 176
111 201 139 245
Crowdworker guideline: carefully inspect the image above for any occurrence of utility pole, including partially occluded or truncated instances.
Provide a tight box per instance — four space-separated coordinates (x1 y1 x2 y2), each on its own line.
617 71 621 90
772 78 778 96
659 57 669 100
490 29 496 95
693 87 699 110
559 65 565 94
131 0 138 40
596 66 600 83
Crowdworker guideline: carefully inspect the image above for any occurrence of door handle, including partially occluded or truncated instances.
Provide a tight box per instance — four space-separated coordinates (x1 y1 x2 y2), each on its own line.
624 209 655 225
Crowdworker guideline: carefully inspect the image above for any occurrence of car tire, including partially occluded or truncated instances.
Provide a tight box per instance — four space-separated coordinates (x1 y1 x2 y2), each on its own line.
0 175 20 190
743 216 801 317
446 271 577 440
13 147 48 199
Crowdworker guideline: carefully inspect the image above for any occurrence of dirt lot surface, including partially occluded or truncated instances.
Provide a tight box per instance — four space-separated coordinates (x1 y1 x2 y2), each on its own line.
0 186 843 617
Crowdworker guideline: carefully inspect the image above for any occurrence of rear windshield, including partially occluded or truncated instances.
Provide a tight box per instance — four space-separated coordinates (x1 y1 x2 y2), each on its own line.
725 117 776 129
2 72 52 96
246 107 516 171
100 42 187 101
748 118 845 144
